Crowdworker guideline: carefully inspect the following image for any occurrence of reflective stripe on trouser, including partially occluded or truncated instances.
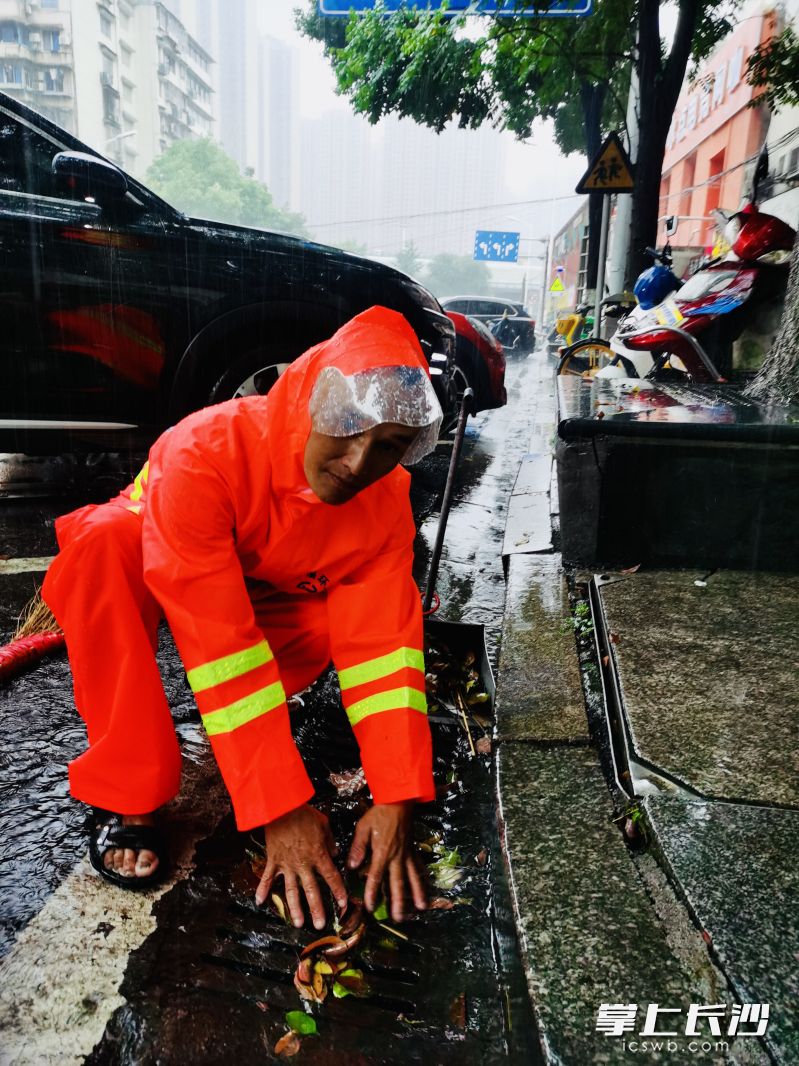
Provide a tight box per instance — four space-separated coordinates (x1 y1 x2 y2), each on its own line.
43 507 332 822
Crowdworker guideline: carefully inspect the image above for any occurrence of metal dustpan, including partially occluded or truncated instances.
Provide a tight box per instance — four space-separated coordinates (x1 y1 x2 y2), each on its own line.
422 389 495 707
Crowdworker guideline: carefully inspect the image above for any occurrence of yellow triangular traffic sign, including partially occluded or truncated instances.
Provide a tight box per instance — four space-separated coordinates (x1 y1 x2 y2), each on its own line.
576 132 634 194
549 277 565 292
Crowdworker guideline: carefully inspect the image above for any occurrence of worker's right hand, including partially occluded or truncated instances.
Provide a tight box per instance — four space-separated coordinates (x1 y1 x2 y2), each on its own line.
256 803 348 930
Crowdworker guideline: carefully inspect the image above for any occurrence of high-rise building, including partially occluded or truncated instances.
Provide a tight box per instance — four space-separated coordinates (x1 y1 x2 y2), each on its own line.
183 0 258 174
257 35 299 209
0 0 214 178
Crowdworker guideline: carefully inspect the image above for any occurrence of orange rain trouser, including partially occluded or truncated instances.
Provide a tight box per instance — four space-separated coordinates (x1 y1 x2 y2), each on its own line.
43 503 331 815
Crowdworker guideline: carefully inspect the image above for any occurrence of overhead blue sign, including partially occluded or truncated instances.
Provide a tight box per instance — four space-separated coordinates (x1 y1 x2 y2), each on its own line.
320 1 593 18
474 230 520 263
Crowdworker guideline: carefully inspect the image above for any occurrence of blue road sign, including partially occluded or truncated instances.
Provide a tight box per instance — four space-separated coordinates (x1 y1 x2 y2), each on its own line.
473 230 520 263
320 1 593 18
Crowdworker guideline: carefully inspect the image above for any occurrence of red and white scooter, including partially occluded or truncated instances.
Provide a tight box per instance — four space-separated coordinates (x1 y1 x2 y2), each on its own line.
599 204 796 382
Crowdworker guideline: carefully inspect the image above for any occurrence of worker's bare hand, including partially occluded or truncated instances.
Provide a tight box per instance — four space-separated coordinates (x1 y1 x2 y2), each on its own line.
256 804 348 930
347 801 427 923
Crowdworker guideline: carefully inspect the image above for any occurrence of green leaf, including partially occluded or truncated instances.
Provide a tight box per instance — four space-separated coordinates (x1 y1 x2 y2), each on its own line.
285 1011 317 1036
332 982 351 998
373 899 389 921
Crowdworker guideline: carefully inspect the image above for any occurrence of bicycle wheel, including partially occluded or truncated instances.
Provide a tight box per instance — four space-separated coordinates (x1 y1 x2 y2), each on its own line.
557 339 614 377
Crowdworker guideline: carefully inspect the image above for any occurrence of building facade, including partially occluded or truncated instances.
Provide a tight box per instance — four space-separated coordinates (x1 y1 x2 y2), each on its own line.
660 9 776 275
0 0 214 178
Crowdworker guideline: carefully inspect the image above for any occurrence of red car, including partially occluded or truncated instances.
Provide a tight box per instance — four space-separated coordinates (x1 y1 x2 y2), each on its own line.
446 311 507 413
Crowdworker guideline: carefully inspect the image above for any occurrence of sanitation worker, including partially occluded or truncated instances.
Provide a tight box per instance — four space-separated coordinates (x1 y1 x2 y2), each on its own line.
43 305 442 928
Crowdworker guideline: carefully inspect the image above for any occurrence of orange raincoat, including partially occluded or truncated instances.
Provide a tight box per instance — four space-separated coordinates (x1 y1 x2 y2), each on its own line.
43 306 434 831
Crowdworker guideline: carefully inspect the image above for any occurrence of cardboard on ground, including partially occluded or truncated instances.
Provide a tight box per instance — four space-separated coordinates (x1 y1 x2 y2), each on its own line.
576 132 634 194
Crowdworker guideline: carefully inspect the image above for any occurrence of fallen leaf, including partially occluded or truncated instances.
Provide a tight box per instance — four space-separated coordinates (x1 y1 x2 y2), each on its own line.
429 897 455 910
449 992 467 1029
332 982 350 999
271 893 288 923
300 935 346 959
373 899 389 922
275 1031 301 1058
313 959 333 976
93 922 114 938
602 655 609 667
475 736 492 755
328 767 367 797
609 632 621 644
596 410 605 419
256 1001 269 1012
335 968 369 997
620 563 641 574
312 969 327 1001
475 849 488 866
285 1011 316 1035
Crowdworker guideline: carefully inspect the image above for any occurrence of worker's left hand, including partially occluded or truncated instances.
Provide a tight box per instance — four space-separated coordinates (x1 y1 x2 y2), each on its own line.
347 801 427 922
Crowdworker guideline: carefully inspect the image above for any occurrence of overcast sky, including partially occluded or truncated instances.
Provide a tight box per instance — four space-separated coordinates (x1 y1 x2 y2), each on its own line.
256 0 586 236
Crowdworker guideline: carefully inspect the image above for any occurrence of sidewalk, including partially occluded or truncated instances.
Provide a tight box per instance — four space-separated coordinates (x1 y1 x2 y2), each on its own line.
494 352 798 1064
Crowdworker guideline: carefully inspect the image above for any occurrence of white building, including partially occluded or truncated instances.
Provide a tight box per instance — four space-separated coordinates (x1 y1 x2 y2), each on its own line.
0 0 214 178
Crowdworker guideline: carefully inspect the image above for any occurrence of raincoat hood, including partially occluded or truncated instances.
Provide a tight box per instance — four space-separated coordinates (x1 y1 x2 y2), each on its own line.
265 306 442 493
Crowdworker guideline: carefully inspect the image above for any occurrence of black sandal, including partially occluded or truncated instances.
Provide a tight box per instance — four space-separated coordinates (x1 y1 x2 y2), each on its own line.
87 809 167 891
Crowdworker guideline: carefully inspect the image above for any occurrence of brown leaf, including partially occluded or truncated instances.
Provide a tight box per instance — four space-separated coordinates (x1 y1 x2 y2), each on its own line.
429 897 455 910
328 767 367 798
293 972 317 1002
256 1000 269 1012
312 969 328 1002
475 736 492 755
449 992 467 1029
475 848 488 866
300 935 346 959
602 655 609 667
275 1031 301 1058
596 410 605 420
609 632 621 644
620 563 641 574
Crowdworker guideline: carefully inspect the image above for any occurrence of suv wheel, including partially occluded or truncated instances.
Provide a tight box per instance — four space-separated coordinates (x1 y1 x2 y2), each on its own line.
210 349 291 402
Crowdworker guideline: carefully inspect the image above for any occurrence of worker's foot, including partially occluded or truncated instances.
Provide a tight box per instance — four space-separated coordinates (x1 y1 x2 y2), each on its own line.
102 814 159 880
88 809 166 890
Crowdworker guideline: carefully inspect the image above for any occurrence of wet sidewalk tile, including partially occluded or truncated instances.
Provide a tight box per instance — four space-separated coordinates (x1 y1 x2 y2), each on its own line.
495 554 588 742
497 744 723 1064
645 794 799 1064
598 570 799 806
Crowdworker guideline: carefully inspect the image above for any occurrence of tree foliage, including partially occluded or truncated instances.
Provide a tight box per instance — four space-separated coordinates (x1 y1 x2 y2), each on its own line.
745 26 799 112
396 239 423 277
299 0 740 285
422 253 490 298
146 138 308 236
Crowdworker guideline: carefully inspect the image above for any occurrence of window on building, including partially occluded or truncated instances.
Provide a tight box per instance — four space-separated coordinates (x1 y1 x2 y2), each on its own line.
0 22 21 43
680 152 696 219
40 0 60 8
99 11 113 38
102 84 120 126
43 68 65 93
704 149 725 231
788 147 799 176
0 63 23 85
42 30 60 53
120 43 132 68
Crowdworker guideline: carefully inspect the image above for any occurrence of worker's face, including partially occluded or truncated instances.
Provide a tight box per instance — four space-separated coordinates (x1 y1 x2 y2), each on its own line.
304 422 420 505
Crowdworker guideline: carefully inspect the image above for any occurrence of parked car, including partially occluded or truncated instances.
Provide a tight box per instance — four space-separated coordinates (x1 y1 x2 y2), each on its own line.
445 311 506 412
439 295 536 353
0 91 456 454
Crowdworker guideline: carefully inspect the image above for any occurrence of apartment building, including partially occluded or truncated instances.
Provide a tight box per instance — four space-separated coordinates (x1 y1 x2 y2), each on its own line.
0 0 214 178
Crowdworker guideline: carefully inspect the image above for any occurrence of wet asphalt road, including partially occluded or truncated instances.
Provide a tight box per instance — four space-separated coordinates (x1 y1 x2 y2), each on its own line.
0 356 544 1063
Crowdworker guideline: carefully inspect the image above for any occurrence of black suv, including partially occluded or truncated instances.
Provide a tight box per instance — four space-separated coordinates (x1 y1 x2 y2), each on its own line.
0 92 456 453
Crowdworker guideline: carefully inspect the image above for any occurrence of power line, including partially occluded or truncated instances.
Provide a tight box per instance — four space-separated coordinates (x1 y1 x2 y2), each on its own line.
307 192 582 230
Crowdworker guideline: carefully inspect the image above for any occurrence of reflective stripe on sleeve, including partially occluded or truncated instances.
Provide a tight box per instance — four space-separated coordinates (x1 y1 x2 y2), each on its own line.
129 461 149 503
201 680 286 736
345 686 427 728
338 647 425 692
187 640 274 694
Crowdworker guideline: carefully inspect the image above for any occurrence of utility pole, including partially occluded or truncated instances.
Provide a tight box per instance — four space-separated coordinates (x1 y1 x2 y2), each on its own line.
606 42 641 294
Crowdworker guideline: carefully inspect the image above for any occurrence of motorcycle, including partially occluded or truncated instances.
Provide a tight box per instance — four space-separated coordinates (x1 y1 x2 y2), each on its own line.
598 204 795 382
